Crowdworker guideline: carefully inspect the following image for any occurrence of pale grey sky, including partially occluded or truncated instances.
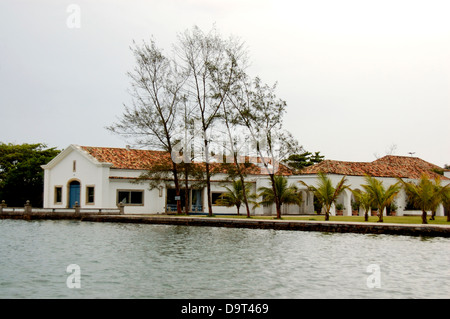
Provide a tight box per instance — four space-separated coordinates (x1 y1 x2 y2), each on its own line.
1 0 449 166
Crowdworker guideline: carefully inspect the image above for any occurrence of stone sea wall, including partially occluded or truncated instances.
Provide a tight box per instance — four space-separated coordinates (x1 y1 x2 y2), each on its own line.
2 210 449 238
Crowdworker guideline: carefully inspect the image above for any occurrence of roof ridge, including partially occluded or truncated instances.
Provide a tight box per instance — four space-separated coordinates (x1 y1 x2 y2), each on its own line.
81 145 168 154
322 159 372 164
299 155 448 180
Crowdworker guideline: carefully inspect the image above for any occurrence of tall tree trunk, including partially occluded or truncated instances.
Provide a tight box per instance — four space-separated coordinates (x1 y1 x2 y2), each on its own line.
171 161 182 215
233 156 250 218
206 165 212 216
205 161 213 217
168 144 182 215
239 173 251 218
202 135 213 217
184 164 190 215
269 174 281 219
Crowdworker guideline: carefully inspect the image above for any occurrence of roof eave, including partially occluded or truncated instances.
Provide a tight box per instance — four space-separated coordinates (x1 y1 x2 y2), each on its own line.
41 144 113 170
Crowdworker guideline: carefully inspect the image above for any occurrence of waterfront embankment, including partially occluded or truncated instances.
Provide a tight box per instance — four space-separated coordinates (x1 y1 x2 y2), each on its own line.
1 210 450 238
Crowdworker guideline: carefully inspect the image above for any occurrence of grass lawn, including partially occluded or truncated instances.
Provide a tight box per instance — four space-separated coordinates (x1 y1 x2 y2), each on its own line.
212 214 450 225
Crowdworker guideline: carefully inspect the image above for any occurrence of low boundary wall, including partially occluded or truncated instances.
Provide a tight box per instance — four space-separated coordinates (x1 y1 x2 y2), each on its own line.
0 201 123 218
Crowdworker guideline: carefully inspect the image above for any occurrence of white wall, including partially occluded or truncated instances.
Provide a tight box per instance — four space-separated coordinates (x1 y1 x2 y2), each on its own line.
108 179 165 214
251 175 314 216
43 148 110 208
293 174 405 216
208 179 258 215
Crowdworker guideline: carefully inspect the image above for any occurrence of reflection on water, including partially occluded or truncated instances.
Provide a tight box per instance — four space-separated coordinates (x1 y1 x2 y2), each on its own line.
0 219 449 298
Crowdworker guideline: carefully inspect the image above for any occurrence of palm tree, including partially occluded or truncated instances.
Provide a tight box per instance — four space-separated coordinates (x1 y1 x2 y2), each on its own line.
429 177 450 220
430 177 443 220
258 175 302 217
398 174 449 224
352 189 373 222
299 172 349 221
362 175 400 223
442 186 450 222
216 180 258 217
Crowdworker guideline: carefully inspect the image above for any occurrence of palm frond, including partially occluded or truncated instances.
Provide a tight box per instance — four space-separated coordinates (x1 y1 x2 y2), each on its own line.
217 179 259 213
258 175 302 206
351 189 373 211
399 174 449 212
362 175 400 221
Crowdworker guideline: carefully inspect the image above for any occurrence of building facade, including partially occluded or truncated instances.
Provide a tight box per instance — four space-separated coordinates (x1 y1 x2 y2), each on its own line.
41 145 307 215
297 156 450 216
41 145 449 216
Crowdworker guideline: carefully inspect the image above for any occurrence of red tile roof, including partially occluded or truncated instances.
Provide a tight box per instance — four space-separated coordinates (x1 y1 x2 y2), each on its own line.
300 155 448 180
81 146 170 170
80 146 292 175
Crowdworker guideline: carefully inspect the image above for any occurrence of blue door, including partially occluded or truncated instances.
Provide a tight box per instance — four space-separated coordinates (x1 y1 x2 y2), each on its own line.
69 181 80 208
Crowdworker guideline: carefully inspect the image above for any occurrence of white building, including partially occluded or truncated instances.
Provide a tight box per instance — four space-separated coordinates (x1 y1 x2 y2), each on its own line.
41 145 449 217
41 145 305 215
297 155 450 217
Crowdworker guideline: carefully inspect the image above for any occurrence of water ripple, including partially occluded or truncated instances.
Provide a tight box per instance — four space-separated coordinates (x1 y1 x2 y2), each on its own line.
0 219 449 298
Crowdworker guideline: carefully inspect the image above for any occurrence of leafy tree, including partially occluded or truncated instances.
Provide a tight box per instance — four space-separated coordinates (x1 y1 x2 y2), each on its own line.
284 151 324 170
258 175 302 211
216 179 258 216
299 172 349 221
362 175 400 223
0 143 60 207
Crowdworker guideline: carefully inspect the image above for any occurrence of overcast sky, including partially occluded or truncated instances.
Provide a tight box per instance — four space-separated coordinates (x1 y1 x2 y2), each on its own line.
1 0 449 166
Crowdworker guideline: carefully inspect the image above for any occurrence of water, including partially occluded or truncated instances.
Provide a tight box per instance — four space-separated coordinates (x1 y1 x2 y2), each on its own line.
0 219 449 299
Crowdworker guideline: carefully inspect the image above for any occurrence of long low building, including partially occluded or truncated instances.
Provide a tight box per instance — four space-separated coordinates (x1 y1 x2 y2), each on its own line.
296 155 450 216
41 144 449 216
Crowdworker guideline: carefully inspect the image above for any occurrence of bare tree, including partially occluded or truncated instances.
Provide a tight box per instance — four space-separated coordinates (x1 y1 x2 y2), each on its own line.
108 39 185 214
109 26 300 219
229 76 302 219
175 26 247 216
